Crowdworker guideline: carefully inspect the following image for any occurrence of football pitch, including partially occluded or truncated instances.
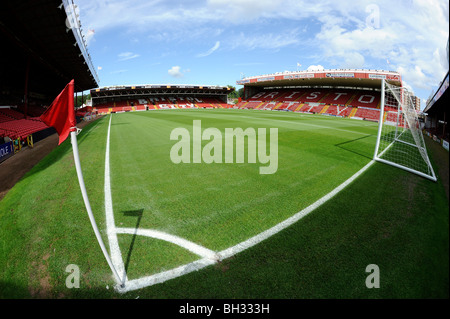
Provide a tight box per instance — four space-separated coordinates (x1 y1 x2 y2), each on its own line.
0 109 448 298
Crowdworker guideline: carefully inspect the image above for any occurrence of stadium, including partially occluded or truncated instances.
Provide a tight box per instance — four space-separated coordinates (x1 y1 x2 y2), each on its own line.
0 0 448 304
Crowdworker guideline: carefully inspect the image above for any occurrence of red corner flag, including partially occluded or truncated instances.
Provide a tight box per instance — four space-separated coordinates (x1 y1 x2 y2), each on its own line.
40 80 124 286
40 79 77 145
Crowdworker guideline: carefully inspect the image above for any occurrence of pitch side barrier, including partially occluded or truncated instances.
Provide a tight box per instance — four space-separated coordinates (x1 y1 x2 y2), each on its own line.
0 141 13 163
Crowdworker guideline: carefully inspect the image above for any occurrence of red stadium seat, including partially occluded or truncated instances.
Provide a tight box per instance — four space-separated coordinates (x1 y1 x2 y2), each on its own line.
0 118 49 140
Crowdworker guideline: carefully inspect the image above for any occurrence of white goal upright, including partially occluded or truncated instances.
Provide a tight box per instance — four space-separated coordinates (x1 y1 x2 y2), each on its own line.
374 79 437 182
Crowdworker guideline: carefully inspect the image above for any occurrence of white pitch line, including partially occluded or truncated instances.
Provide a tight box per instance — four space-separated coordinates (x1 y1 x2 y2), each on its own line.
115 227 217 259
117 257 217 293
216 159 375 260
104 114 128 284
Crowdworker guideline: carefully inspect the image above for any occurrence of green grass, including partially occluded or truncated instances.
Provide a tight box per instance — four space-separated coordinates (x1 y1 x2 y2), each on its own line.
109 110 376 249
377 126 432 176
0 109 447 299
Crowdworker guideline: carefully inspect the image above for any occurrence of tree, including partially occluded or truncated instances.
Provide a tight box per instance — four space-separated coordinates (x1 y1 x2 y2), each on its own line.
227 85 244 99
74 93 91 108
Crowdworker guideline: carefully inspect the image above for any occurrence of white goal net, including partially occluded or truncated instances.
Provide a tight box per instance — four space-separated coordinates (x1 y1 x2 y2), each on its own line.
374 80 436 181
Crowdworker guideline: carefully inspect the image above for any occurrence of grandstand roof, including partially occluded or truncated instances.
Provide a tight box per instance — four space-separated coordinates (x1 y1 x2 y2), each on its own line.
0 0 98 104
237 69 402 89
423 70 449 115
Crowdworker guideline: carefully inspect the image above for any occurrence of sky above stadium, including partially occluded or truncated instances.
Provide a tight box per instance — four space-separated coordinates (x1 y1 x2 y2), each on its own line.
74 0 449 108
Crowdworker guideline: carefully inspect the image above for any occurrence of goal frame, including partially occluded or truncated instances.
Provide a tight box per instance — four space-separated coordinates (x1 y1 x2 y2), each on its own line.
373 79 437 182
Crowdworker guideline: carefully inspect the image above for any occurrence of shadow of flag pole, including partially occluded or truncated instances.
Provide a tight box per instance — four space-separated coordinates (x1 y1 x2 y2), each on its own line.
40 79 124 287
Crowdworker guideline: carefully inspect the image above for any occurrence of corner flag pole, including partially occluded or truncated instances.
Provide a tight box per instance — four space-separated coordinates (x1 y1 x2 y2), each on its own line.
70 129 125 287
40 79 124 287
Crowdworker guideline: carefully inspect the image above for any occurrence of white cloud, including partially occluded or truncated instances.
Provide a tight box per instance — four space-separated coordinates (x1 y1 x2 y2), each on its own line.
207 0 282 22
197 41 221 57
168 66 184 78
401 80 415 95
84 29 96 46
397 65 430 91
74 0 449 99
109 69 128 74
307 65 324 71
118 52 140 61
234 62 265 66
77 0 323 31
77 0 216 34
343 52 365 69
309 0 448 98
314 18 399 70
230 29 300 51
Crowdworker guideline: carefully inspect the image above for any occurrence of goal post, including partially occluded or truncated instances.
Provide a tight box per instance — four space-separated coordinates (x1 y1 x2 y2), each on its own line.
373 79 437 182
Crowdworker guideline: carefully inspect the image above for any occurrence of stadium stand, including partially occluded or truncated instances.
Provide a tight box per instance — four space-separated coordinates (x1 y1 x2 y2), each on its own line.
319 90 353 105
91 85 234 113
234 69 407 126
0 118 49 140
0 108 26 121
0 107 53 142
235 86 387 121
298 89 329 103
353 107 380 121
348 91 380 108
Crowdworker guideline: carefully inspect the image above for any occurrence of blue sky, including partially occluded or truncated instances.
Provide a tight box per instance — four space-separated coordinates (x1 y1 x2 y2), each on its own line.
74 0 449 108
